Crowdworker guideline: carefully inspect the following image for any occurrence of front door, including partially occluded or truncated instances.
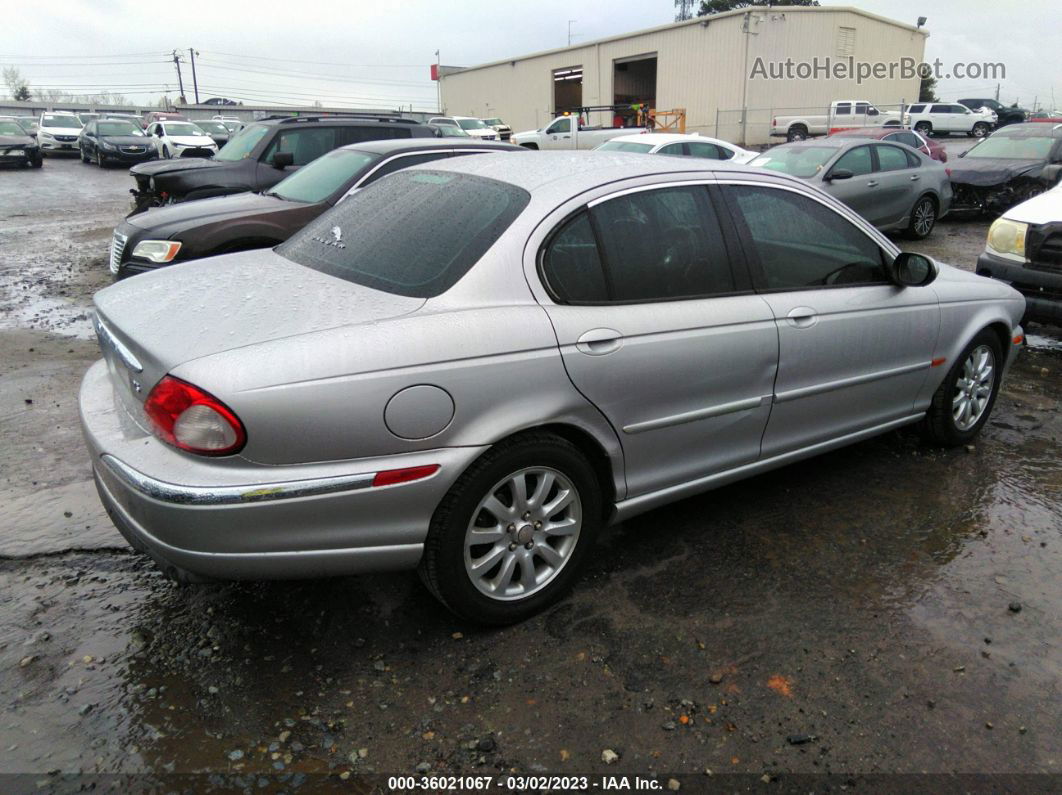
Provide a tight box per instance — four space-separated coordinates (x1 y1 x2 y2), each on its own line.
542 116 573 150
822 144 882 225
721 182 939 457
534 183 778 498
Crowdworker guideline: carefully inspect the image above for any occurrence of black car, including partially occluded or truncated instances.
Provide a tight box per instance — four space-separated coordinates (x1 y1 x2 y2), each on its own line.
79 118 157 167
0 118 42 168
110 138 522 278
949 123 1062 214
193 119 231 148
127 114 435 215
959 98 1029 127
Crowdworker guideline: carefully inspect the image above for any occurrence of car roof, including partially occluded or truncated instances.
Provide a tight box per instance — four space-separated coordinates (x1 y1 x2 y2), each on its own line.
607 132 744 148
338 138 523 156
410 149 808 195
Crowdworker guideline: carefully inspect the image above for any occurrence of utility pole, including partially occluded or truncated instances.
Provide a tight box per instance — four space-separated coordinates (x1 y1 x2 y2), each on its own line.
171 50 186 106
995 83 1000 102
435 50 441 113
189 48 200 104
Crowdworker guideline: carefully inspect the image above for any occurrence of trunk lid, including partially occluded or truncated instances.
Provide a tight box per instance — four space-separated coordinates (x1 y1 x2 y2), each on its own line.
92 249 425 406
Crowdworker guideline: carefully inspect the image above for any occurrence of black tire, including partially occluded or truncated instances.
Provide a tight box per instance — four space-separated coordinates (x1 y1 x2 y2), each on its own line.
972 122 989 138
80 147 90 163
162 145 171 159
30 155 42 169
419 432 603 625
923 330 1003 446
905 195 938 240
914 121 933 136
519 143 538 150
787 125 808 142
96 150 106 168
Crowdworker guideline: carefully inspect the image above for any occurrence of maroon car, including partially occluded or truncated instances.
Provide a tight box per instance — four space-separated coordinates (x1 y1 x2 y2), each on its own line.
828 126 947 163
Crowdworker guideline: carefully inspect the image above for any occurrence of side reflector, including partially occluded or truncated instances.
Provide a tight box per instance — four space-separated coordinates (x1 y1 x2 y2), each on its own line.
931 357 947 367
372 465 440 488
1013 334 1024 345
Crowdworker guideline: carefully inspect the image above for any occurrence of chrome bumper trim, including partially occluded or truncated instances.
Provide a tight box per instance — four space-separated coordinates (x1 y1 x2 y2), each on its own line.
101 454 377 506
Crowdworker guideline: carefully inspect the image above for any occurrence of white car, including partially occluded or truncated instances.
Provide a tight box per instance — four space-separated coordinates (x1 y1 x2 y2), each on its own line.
430 116 497 140
903 103 996 138
595 132 758 163
482 117 512 141
146 120 218 159
37 112 84 155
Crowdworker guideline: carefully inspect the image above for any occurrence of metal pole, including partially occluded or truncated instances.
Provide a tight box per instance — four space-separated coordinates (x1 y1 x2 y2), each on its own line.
740 13 751 146
172 51 185 106
189 49 200 104
435 50 441 113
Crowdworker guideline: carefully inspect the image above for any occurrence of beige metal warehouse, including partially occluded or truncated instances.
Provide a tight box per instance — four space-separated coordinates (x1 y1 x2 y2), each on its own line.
439 5 928 145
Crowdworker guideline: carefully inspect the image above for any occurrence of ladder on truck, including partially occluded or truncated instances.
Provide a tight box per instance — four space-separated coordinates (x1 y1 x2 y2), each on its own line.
555 104 687 133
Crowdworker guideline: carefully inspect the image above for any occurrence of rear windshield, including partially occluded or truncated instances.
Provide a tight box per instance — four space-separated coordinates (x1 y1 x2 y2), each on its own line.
596 140 654 153
98 121 143 136
278 170 530 298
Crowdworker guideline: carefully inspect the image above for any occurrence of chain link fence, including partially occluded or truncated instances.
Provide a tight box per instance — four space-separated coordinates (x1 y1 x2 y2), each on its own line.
708 103 911 148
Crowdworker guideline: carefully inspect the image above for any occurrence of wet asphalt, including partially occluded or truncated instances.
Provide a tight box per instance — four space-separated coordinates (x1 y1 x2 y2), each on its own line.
0 142 1059 787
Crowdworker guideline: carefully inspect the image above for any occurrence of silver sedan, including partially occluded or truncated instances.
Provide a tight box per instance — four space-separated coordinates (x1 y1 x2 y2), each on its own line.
80 152 1024 624
751 138 953 239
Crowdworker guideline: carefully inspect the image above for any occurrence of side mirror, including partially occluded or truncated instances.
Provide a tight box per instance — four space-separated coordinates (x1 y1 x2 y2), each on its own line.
272 151 295 169
826 169 853 181
868 108 879 116
958 150 967 158
891 252 937 287
29 132 37 138
154 129 162 137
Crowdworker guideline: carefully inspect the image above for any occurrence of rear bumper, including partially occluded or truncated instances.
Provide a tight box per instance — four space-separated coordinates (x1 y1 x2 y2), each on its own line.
977 251 1062 324
79 359 487 580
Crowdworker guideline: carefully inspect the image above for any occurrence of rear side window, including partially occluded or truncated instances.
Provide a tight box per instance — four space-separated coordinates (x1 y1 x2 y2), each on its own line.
278 171 529 298
904 149 922 168
875 145 911 172
687 141 728 159
930 105 951 114
542 186 735 303
725 185 887 289
359 151 451 186
338 125 411 145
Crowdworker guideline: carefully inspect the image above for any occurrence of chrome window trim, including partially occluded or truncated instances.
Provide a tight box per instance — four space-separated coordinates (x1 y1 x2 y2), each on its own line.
343 149 455 198
586 178 717 208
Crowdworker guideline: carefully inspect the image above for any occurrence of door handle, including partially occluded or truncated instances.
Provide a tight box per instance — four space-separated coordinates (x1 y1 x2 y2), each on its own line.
562 135 571 139
576 328 622 355
866 180 879 187
910 174 920 181
786 307 818 329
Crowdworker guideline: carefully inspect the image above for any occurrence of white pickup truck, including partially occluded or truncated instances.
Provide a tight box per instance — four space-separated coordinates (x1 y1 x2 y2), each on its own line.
770 100 903 142
511 115 640 150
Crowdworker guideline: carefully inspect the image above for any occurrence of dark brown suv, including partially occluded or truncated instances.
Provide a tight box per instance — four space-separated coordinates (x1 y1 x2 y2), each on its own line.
127 114 434 215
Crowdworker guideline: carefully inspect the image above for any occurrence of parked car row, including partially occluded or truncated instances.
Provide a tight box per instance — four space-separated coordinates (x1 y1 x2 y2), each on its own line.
81 147 1027 623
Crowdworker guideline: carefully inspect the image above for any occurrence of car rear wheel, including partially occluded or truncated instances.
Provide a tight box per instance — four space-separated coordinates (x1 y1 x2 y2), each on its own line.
923 330 1002 446
787 125 808 142
906 195 937 239
419 432 602 624
914 121 933 136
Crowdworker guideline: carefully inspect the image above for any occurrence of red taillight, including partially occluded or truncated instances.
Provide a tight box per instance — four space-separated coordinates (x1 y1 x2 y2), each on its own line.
945 167 951 177
372 465 440 488
143 375 246 456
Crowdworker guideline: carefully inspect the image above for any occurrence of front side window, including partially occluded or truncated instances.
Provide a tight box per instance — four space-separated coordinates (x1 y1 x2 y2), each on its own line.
263 127 337 165
548 117 572 134
725 185 887 289
908 104 926 114
278 171 529 298
875 144 911 172
596 140 653 153
832 146 873 176
752 146 839 178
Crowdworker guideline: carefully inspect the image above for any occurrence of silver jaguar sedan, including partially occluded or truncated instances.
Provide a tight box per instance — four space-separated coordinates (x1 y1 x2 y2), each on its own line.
80 152 1025 624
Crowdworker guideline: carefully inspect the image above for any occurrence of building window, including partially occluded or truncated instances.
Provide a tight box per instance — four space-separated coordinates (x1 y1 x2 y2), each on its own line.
836 26 856 58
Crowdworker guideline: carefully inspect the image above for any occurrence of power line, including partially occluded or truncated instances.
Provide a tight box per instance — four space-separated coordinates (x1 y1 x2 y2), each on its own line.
205 50 425 68
195 58 434 89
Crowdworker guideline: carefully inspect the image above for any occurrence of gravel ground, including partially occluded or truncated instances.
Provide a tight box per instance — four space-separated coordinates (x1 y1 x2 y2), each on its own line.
0 146 1059 789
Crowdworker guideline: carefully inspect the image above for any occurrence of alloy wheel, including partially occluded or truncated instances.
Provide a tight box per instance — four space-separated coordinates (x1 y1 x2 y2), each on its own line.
913 198 936 237
952 344 995 431
463 467 582 601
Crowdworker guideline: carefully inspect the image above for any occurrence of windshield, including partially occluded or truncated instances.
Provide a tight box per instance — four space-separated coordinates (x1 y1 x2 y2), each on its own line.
269 149 380 203
222 120 242 131
0 121 25 135
432 119 460 128
752 146 839 178
278 171 530 298
197 121 228 134
98 121 143 136
164 122 205 136
214 123 270 161
456 118 488 130
41 115 82 129
482 118 502 126
596 140 654 153
965 134 1055 160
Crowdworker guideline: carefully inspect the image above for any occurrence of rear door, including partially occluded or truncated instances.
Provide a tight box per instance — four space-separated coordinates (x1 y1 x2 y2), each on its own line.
721 181 939 456
929 104 953 132
531 182 778 498
871 143 919 226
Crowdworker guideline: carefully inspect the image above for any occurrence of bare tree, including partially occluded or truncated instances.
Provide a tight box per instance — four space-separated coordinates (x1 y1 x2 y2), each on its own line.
3 66 31 101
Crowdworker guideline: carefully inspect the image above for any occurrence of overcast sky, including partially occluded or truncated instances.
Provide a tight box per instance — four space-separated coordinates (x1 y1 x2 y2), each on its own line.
2 0 1059 111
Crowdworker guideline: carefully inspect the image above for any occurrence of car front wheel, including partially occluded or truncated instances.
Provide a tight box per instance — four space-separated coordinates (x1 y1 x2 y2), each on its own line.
923 330 1003 446
914 121 933 136
419 433 602 624
972 122 989 138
